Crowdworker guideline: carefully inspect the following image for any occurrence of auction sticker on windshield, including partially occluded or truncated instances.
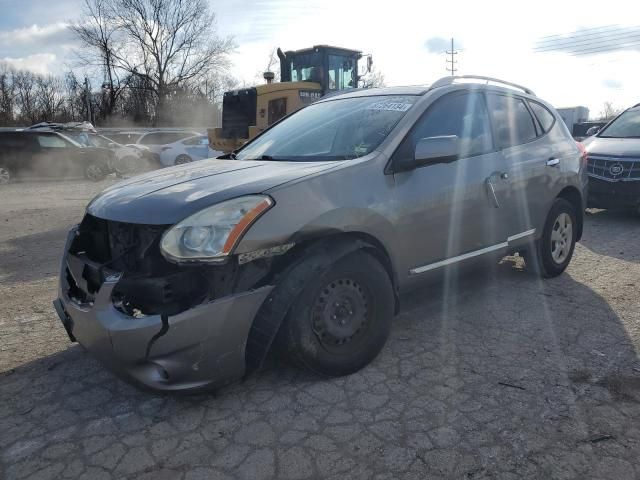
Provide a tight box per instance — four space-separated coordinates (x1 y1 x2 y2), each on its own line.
366 101 413 112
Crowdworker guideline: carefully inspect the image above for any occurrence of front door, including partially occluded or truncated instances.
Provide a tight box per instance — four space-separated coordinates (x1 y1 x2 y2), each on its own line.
391 91 512 277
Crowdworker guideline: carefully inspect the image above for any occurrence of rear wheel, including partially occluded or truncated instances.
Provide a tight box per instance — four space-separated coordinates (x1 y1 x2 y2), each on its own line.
278 250 394 376
175 155 192 165
0 167 10 184
529 198 577 277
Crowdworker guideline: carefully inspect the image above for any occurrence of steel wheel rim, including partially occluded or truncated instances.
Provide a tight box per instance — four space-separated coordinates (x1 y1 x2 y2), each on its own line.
311 278 370 348
0 168 10 184
550 212 572 264
86 165 102 180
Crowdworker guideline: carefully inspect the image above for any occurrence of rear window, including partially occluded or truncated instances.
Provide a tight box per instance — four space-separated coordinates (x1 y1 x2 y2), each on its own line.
487 93 537 148
529 101 556 133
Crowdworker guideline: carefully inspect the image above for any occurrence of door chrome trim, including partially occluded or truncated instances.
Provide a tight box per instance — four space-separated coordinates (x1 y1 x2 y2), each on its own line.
409 229 536 275
507 228 536 243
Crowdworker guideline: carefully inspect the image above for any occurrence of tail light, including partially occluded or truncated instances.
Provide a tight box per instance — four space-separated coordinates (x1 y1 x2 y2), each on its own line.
576 142 588 168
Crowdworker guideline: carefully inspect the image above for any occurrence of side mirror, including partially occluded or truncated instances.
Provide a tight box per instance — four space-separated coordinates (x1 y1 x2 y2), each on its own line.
586 126 600 136
108 142 117 148
393 136 460 173
415 135 459 164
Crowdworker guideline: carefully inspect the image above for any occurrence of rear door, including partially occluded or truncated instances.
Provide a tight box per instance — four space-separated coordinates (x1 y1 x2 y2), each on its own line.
32 133 76 177
485 93 561 240
391 90 512 276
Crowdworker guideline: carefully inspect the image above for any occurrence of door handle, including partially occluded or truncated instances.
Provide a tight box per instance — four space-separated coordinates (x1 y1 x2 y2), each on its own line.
485 177 500 208
546 158 560 167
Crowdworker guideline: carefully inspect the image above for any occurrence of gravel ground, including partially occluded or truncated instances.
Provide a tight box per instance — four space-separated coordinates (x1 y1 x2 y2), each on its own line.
1 179 639 480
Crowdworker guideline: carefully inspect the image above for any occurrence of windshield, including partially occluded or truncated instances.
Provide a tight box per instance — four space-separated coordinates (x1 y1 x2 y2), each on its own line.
599 107 640 138
236 95 417 161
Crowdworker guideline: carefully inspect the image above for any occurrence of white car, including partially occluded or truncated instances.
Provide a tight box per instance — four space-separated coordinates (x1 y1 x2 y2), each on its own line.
159 135 223 166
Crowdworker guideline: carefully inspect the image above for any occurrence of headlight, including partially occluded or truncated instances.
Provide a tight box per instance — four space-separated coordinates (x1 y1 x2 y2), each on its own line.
160 195 273 262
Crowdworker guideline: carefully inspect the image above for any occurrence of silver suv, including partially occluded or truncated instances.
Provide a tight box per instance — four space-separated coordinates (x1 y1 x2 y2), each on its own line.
54 76 587 392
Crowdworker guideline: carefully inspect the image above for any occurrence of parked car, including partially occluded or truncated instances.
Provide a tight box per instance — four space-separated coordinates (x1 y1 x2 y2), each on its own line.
583 103 640 212
159 135 223 166
101 130 200 167
54 76 586 392
0 129 111 183
27 122 149 176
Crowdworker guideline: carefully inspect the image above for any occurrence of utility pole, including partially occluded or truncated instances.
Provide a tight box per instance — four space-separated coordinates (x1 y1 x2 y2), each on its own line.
446 38 458 76
84 77 92 123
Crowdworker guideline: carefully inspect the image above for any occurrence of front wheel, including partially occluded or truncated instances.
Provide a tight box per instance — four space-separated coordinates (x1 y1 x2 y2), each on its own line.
530 198 578 277
277 250 394 377
0 167 11 184
84 163 106 182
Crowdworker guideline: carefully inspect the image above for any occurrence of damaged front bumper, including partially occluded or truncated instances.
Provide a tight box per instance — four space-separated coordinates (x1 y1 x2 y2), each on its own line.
54 228 273 392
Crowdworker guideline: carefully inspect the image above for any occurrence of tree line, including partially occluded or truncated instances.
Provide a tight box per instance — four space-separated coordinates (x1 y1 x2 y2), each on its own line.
0 0 236 127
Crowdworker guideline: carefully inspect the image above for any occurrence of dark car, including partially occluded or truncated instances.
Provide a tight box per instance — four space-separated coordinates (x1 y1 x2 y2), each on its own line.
583 103 640 212
54 76 586 392
0 130 112 183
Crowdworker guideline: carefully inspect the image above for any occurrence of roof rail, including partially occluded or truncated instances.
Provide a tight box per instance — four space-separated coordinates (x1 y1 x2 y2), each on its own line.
430 75 536 96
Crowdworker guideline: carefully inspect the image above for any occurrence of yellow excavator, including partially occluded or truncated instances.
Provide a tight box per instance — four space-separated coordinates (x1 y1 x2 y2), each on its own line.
208 45 371 153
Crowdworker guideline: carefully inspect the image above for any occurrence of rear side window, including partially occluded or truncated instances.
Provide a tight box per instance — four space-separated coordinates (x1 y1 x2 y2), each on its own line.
486 94 537 148
183 136 206 146
0 133 28 148
529 101 556 133
394 91 494 162
140 132 188 145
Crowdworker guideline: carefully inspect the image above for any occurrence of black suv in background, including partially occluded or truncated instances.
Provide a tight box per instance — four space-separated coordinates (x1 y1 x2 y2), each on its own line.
583 103 640 212
0 130 112 184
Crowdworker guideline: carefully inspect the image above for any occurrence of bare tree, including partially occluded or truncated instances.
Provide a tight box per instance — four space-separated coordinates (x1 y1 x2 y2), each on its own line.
14 71 38 124
70 0 125 119
599 101 623 121
108 0 234 123
0 63 15 124
36 76 66 121
360 67 386 89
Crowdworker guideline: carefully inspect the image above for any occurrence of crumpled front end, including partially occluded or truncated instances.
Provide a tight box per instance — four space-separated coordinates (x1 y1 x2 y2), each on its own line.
54 215 273 392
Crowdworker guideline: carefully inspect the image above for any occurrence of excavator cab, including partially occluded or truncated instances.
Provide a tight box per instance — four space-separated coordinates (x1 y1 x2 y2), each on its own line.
278 45 363 94
209 45 369 153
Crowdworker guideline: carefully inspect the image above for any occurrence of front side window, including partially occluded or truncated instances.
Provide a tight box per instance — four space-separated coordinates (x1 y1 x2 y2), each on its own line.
487 93 537 148
598 106 640 138
37 134 69 148
236 95 417 161
394 92 493 163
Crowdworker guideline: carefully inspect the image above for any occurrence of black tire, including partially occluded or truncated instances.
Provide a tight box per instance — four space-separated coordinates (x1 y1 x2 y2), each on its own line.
84 163 106 181
175 154 192 165
529 198 577 278
0 166 10 185
277 250 394 377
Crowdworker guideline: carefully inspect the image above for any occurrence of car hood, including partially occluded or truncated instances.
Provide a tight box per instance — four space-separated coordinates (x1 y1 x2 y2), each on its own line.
87 159 342 224
583 136 640 157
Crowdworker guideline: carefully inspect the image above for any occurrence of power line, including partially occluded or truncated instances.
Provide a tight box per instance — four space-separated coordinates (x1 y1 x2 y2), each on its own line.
537 24 622 41
446 38 458 76
535 31 640 51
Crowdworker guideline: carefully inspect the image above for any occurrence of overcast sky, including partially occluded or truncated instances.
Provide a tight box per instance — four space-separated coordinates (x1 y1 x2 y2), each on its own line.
1 0 639 117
